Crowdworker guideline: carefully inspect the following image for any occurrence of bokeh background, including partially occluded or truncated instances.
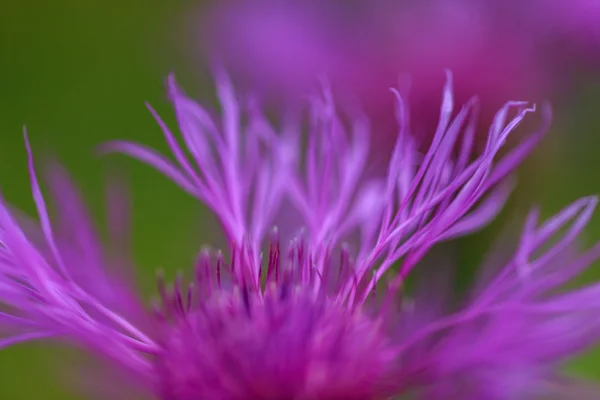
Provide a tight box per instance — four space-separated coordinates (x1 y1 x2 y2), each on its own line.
1 0 600 398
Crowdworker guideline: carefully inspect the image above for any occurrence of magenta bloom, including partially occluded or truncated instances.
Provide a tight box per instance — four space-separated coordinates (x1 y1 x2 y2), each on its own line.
198 0 600 156
199 1 547 146
1 73 600 399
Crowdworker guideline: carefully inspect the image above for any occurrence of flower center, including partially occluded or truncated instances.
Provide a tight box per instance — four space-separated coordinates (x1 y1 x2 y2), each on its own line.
154 285 396 400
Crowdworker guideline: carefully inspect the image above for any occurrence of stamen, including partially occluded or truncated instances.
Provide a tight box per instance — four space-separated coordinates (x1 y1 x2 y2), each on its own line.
173 272 185 316
230 240 237 278
216 253 222 289
186 282 194 313
266 231 281 286
241 285 251 317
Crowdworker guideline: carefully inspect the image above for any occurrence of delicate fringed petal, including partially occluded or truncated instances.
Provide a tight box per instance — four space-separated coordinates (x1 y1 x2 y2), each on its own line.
396 197 600 399
0 135 157 376
20 69 594 399
44 164 139 316
285 83 372 246
103 74 293 287
343 74 550 303
104 72 550 303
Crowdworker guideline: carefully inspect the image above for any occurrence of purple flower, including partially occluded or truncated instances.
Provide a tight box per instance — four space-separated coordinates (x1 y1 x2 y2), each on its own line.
197 0 600 158
198 1 548 150
1 73 600 399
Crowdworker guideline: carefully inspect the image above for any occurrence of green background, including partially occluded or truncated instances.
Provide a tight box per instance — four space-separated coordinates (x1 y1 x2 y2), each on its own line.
1 1 600 398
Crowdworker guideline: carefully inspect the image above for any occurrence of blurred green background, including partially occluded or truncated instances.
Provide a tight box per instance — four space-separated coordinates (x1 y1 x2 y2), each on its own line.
1 1 600 399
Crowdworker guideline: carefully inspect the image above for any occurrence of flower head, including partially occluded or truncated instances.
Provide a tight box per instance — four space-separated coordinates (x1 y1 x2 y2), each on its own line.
1 73 600 399
198 1 547 150
197 0 600 157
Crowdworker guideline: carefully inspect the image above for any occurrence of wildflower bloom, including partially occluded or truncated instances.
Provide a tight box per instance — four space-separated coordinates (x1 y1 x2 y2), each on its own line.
198 0 548 152
501 0 600 65
1 73 600 399
198 0 600 154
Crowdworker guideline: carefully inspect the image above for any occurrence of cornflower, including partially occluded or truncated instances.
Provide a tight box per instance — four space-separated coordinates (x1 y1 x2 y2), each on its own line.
1 72 599 399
